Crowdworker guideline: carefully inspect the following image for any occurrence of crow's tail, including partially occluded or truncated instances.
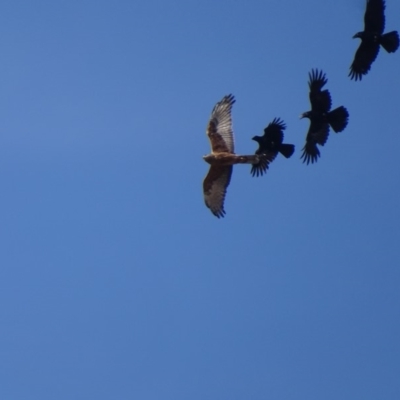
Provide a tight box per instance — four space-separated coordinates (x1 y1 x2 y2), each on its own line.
328 106 349 133
380 31 399 53
279 143 295 158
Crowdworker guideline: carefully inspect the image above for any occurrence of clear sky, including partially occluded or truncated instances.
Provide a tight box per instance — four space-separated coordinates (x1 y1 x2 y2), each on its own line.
0 1 399 399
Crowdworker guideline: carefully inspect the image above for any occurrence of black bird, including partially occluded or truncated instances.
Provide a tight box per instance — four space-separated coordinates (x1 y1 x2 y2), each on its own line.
300 69 349 165
251 118 294 177
349 0 399 81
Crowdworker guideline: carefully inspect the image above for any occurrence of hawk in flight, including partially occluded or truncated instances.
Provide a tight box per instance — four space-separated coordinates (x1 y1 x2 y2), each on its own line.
349 0 399 81
300 69 349 164
251 118 295 177
203 94 271 218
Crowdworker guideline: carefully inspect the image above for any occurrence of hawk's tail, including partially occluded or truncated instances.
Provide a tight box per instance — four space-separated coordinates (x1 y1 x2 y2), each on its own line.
279 143 295 158
236 155 263 164
380 31 399 53
328 106 349 133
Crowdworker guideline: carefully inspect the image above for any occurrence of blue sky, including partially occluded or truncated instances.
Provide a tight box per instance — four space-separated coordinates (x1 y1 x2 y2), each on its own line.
0 1 399 399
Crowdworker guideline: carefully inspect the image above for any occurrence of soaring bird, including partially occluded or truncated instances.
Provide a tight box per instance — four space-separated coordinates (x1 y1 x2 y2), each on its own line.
300 69 349 164
349 0 399 81
203 94 272 218
251 118 295 177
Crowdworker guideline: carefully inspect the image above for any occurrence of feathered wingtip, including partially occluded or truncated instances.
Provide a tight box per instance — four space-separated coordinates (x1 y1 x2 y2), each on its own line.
268 117 286 131
250 155 272 177
308 68 328 91
263 117 287 142
301 142 320 165
211 94 235 114
348 67 363 81
212 208 226 218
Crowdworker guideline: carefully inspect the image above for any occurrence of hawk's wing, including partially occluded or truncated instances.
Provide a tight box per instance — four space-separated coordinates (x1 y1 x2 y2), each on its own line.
203 165 232 218
364 0 385 34
207 94 235 154
349 40 380 81
308 69 331 113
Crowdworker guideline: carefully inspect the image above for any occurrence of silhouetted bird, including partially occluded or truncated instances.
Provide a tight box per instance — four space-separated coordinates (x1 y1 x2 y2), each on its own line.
349 0 399 81
251 118 295 177
300 69 349 165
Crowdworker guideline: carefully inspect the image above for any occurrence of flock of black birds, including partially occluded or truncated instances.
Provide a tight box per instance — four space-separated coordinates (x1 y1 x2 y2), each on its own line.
203 0 399 218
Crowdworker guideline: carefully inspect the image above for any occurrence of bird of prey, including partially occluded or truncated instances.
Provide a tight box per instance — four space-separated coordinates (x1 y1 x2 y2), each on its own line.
251 118 295 177
203 94 271 218
349 0 399 81
300 69 349 164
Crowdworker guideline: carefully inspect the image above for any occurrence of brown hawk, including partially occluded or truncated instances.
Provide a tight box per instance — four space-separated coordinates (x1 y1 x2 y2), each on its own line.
202 94 272 218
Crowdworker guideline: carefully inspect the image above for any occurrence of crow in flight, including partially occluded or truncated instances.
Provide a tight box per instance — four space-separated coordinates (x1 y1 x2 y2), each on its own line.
300 69 349 165
251 118 295 177
349 0 399 81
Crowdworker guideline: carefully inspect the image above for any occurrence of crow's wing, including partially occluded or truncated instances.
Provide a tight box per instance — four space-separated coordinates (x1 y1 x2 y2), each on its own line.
364 0 385 34
349 40 380 80
308 69 332 113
